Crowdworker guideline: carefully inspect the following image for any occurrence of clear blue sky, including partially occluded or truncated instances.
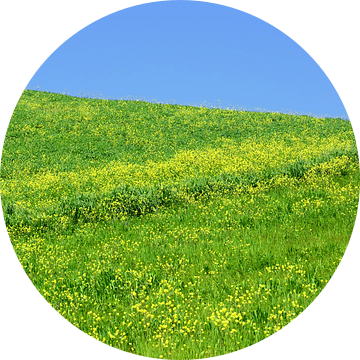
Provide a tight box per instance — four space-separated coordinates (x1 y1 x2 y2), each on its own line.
26 0 348 119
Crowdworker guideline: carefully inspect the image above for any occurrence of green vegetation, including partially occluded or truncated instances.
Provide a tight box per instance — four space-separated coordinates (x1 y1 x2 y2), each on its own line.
1 90 359 359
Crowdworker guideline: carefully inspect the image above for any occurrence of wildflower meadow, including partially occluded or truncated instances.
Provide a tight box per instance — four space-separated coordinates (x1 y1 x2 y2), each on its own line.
1 90 359 359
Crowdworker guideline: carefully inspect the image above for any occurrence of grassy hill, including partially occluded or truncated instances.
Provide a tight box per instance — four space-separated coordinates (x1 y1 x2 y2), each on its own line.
1 90 359 358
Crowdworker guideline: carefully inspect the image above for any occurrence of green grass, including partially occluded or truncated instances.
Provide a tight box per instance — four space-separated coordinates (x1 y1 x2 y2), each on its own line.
1 90 359 359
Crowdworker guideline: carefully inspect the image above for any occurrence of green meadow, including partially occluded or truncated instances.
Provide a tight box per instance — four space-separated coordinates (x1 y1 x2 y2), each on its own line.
1 89 359 359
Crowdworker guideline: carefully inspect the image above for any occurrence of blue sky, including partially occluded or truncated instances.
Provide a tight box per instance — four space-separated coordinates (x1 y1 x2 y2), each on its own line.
26 0 348 119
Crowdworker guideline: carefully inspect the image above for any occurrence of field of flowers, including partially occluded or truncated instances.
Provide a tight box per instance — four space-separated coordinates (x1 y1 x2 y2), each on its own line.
1 90 359 359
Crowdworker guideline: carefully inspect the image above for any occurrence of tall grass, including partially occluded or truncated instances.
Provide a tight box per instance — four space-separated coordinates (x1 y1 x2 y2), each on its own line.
1 90 359 359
